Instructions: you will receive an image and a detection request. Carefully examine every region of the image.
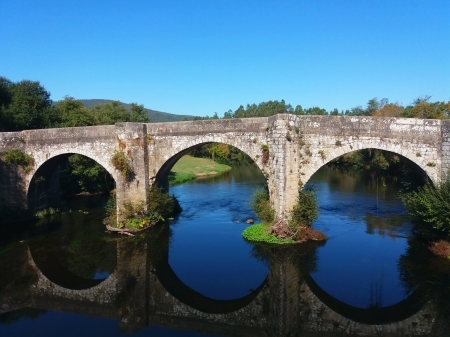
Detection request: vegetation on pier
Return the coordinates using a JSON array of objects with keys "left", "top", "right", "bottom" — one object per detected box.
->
[{"left": 243, "top": 187, "right": 326, "bottom": 244}]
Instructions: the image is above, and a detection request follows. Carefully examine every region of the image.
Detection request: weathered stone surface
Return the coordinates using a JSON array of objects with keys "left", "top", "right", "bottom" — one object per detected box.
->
[{"left": 0, "top": 115, "right": 446, "bottom": 220}]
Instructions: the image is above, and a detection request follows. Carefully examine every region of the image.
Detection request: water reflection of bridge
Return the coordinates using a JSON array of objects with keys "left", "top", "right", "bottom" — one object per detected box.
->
[{"left": 0, "top": 229, "right": 446, "bottom": 337}]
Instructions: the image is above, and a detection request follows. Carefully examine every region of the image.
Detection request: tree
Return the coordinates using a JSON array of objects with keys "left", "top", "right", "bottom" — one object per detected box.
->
[
  {"left": 0, "top": 77, "right": 13, "bottom": 130},
  {"left": 2, "top": 79, "right": 55, "bottom": 130},
  {"left": 129, "top": 103, "right": 150, "bottom": 122},
  {"left": 373, "top": 102, "right": 404, "bottom": 117},
  {"left": 91, "top": 101, "right": 129, "bottom": 125},
  {"left": 54, "top": 96, "right": 94, "bottom": 127}
]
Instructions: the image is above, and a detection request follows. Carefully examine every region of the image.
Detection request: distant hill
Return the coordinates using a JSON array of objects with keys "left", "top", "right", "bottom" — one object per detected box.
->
[{"left": 79, "top": 99, "right": 197, "bottom": 123}]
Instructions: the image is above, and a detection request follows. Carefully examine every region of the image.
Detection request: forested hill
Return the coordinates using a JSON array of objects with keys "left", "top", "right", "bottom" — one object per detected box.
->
[{"left": 79, "top": 99, "right": 196, "bottom": 123}]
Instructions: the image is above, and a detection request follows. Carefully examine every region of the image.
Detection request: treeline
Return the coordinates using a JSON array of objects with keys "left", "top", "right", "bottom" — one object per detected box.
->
[
  {"left": 0, "top": 77, "right": 150, "bottom": 197},
  {"left": 199, "top": 97, "right": 450, "bottom": 120},
  {"left": 0, "top": 77, "right": 149, "bottom": 132}
]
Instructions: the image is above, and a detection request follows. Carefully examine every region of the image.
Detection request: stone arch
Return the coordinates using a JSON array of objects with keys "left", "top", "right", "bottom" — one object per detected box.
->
[
  {"left": 152, "top": 139, "right": 266, "bottom": 188},
  {"left": 301, "top": 142, "right": 437, "bottom": 187},
  {"left": 26, "top": 150, "right": 119, "bottom": 210}
]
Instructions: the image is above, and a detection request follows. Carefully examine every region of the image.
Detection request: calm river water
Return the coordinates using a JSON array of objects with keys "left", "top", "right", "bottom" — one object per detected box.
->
[{"left": 1, "top": 165, "right": 450, "bottom": 336}]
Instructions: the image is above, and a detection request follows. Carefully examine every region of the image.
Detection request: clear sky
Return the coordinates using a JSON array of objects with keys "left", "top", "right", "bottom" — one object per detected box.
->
[{"left": 1, "top": 0, "right": 449, "bottom": 117}]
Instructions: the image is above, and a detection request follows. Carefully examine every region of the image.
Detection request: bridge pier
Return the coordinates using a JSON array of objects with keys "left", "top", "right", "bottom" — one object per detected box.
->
[{"left": 114, "top": 123, "right": 150, "bottom": 221}]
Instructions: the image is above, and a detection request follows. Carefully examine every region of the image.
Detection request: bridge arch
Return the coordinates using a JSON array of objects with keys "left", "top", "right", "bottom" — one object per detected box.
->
[
  {"left": 26, "top": 150, "right": 119, "bottom": 210},
  {"left": 152, "top": 140, "right": 266, "bottom": 188},
  {"left": 300, "top": 142, "right": 435, "bottom": 187}
]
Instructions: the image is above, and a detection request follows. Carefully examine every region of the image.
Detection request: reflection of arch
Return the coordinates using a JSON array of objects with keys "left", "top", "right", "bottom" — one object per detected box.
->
[
  {"left": 154, "top": 141, "right": 265, "bottom": 188},
  {"left": 303, "top": 145, "right": 432, "bottom": 187},
  {"left": 152, "top": 257, "right": 268, "bottom": 314},
  {"left": 301, "top": 271, "right": 428, "bottom": 325},
  {"left": 146, "top": 225, "right": 268, "bottom": 314},
  {"left": 28, "top": 239, "right": 117, "bottom": 291},
  {"left": 27, "top": 152, "right": 117, "bottom": 209}
]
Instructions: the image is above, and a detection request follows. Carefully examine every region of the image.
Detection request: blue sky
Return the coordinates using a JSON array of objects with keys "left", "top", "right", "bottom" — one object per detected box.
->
[{"left": 1, "top": 0, "right": 449, "bottom": 117}]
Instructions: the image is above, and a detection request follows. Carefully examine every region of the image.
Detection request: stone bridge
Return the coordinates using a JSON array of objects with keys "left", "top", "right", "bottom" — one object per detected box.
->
[
  {"left": 1, "top": 114, "right": 449, "bottom": 219},
  {"left": 0, "top": 230, "right": 445, "bottom": 336}
]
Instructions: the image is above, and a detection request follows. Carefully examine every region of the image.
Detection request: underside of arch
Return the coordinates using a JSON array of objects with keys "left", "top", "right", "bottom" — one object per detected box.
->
[
  {"left": 303, "top": 146, "right": 432, "bottom": 188},
  {"left": 27, "top": 152, "right": 117, "bottom": 210},
  {"left": 153, "top": 142, "right": 262, "bottom": 189}
]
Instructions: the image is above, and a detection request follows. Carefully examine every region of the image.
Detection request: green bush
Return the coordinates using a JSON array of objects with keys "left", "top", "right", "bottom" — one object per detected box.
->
[
  {"left": 400, "top": 178, "right": 450, "bottom": 235},
  {"left": 148, "top": 186, "right": 182, "bottom": 219},
  {"left": 103, "top": 187, "right": 180, "bottom": 229},
  {"left": 289, "top": 188, "right": 319, "bottom": 228},
  {"left": 250, "top": 188, "right": 274, "bottom": 224},
  {"left": 2, "top": 149, "right": 34, "bottom": 172},
  {"left": 111, "top": 150, "right": 133, "bottom": 180}
]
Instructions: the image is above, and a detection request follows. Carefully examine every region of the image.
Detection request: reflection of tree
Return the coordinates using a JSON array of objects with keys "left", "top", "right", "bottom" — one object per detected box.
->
[
  {"left": 61, "top": 233, "right": 116, "bottom": 279},
  {"left": 313, "top": 166, "right": 425, "bottom": 201},
  {"left": 398, "top": 238, "right": 450, "bottom": 316},
  {"left": 365, "top": 213, "right": 408, "bottom": 238},
  {"left": 31, "top": 229, "right": 116, "bottom": 280}
]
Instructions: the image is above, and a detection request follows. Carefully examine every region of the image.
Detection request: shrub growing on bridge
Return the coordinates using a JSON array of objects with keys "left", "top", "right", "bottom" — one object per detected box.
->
[{"left": 2, "top": 149, "right": 34, "bottom": 173}]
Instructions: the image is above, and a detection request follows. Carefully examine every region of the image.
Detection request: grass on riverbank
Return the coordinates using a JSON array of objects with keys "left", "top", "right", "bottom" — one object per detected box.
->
[{"left": 169, "top": 155, "right": 232, "bottom": 185}]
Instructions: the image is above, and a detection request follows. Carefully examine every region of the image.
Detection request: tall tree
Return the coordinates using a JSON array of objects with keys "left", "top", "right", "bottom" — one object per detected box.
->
[
  {"left": 54, "top": 96, "right": 94, "bottom": 127},
  {"left": 2, "top": 79, "right": 54, "bottom": 130}
]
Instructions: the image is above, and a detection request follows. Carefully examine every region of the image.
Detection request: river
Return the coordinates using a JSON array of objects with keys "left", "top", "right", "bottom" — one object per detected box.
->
[{"left": 1, "top": 165, "right": 449, "bottom": 336}]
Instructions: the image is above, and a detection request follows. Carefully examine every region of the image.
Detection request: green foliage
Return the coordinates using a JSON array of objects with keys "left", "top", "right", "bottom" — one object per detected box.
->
[
  {"left": 54, "top": 96, "right": 94, "bottom": 127},
  {"left": 34, "top": 207, "right": 59, "bottom": 219},
  {"left": 242, "top": 224, "right": 294, "bottom": 244},
  {"left": 250, "top": 188, "right": 275, "bottom": 224},
  {"left": 0, "top": 77, "right": 56, "bottom": 131},
  {"left": 190, "top": 143, "right": 253, "bottom": 166},
  {"left": 103, "top": 187, "right": 179, "bottom": 230},
  {"left": 111, "top": 150, "right": 133, "bottom": 180},
  {"left": 147, "top": 186, "right": 182, "bottom": 219},
  {"left": 290, "top": 188, "right": 319, "bottom": 228},
  {"left": 400, "top": 178, "right": 450, "bottom": 235},
  {"left": 2, "top": 149, "right": 34, "bottom": 172},
  {"left": 318, "top": 150, "right": 326, "bottom": 160},
  {"left": 329, "top": 149, "right": 410, "bottom": 176},
  {"left": 103, "top": 192, "right": 117, "bottom": 226},
  {"left": 261, "top": 144, "right": 270, "bottom": 165},
  {"left": 60, "top": 154, "right": 114, "bottom": 195}
]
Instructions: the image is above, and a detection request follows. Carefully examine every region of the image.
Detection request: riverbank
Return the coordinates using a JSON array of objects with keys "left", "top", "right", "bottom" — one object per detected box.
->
[{"left": 169, "top": 155, "right": 232, "bottom": 185}]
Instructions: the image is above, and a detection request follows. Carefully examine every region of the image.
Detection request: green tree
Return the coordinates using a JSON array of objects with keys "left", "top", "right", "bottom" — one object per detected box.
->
[
  {"left": 400, "top": 177, "right": 450, "bottom": 235},
  {"left": 2, "top": 79, "right": 56, "bottom": 130},
  {"left": 54, "top": 96, "right": 94, "bottom": 127},
  {"left": 91, "top": 101, "right": 129, "bottom": 125},
  {"left": 129, "top": 103, "right": 150, "bottom": 122}
]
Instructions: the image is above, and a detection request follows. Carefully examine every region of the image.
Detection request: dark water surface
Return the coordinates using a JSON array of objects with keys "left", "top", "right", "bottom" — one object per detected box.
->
[{"left": 1, "top": 165, "right": 450, "bottom": 336}]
